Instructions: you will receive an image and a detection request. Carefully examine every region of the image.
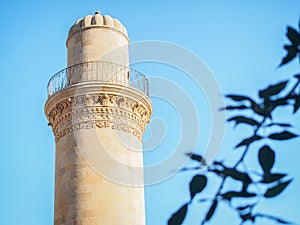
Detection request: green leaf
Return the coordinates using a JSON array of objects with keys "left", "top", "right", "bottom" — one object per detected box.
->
[
  {"left": 226, "top": 94, "right": 253, "bottom": 102},
  {"left": 168, "top": 203, "right": 188, "bottom": 225},
  {"left": 235, "top": 135, "right": 263, "bottom": 148},
  {"left": 205, "top": 200, "right": 218, "bottom": 222},
  {"left": 264, "top": 179, "right": 292, "bottom": 198},
  {"left": 227, "top": 116, "right": 260, "bottom": 127},
  {"left": 268, "top": 131, "right": 298, "bottom": 140},
  {"left": 258, "top": 145, "right": 275, "bottom": 174},
  {"left": 189, "top": 175, "right": 207, "bottom": 200},
  {"left": 261, "top": 173, "right": 287, "bottom": 184},
  {"left": 185, "top": 153, "right": 206, "bottom": 165},
  {"left": 259, "top": 81, "right": 288, "bottom": 99}
]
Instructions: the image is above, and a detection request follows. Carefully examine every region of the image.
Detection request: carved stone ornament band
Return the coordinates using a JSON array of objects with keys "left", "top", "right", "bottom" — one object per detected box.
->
[{"left": 46, "top": 91, "right": 151, "bottom": 142}]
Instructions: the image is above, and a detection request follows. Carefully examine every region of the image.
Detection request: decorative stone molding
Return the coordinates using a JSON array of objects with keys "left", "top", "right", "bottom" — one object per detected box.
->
[{"left": 45, "top": 83, "right": 152, "bottom": 142}]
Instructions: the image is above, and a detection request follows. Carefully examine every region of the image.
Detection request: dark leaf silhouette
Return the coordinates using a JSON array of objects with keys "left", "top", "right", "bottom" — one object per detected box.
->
[
  {"left": 258, "top": 145, "right": 275, "bottom": 174},
  {"left": 189, "top": 175, "right": 207, "bottom": 200},
  {"left": 237, "top": 204, "right": 255, "bottom": 211},
  {"left": 293, "top": 95, "right": 300, "bottom": 113},
  {"left": 226, "top": 94, "right": 253, "bottom": 102},
  {"left": 204, "top": 200, "right": 218, "bottom": 222},
  {"left": 279, "top": 26, "right": 300, "bottom": 66},
  {"left": 261, "top": 98, "right": 289, "bottom": 118},
  {"left": 250, "top": 101, "right": 266, "bottom": 117},
  {"left": 227, "top": 116, "right": 260, "bottom": 127},
  {"left": 261, "top": 173, "right": 287, "bottom": 184},
  {"left": 227, "top": 96, "right": 276, "bottom": 117},
  {"left": 279, "top": 24, "right": 300, "bottom": 66},
  {"left": 279, "top": 45, "right": 298, "bottom": 66},
  {"left": 240, "top": 213, "right": 256, "bottom": 222},
  {"left": 272, "top": 98, "right": 289, "bottom": 107},
  {"left": 168, "top": 203, "right": 188, "bottom": 225},
  {"left": 268, "top": 131, "right": 298, "bottom": 140},
  {"left": 235, "top": 135, "right": 263, "bottom": 148},
  {"left": 179, "top": 166, "right": 199, "bottom": 172},
  {"left": 257, "top": 213, "right": 292, "bottom": 224},
  {"left": 225, "top": 169, "right": 251, "bottom": 190},
  {"left": 222, "top": 191, "right": 256, "bottom": 201},
  {"left": 198, "top": 198, "right": 211, "bottom": 203},
  {"left": 267, "top": 123, "right": 292, "bottom": 128},
  {"left": 237, "top": 205, "right": 249, "bottom": 211},
  {"left": 186, "top": 153, "right": 207, "bottom": 166},
  {"left": 264, "top": 179, "right": 292, "bottom": 198},
  {"left": 259, "top": 81, "right": 288, "bottom": 99},
  {"left": 287, "top": 26, "right": 300, "bottom": 46},
  {"left": 220, "top": 105, "right": 248, "bottom": 111},
  {"left": 294, "top": 73, "right": 300, "bottom": 79},
  {"left": 211, "top": 167, "right": 251, "bottom": 190},
  {"left": 274, "top": 218, "right": 291, "bottom": 224},
  {"left": 171, "top": 20, "right": 299, "bottom": 225}
]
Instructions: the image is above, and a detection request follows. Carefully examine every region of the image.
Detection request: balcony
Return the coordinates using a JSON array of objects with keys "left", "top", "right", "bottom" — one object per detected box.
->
[{"left": 47, "top": 61, "right": 149, "bottom": 97}]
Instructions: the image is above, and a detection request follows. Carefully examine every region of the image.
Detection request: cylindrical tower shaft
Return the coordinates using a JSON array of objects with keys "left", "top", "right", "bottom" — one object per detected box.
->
[
  {"left": 67, "top": 11, "right": 129, "bottom": 67},
  {"left": 45, "top": 11, "right": 151, "bottom": 225}
]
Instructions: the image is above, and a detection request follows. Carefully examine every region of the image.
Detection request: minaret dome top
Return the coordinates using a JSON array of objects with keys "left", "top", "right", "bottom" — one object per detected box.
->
[{"left": 68, "top": 11, "right": 128, "bottom": 37}]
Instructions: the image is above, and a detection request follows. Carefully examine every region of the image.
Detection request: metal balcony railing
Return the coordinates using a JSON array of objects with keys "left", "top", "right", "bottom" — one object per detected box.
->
[{"left": 47, "top": 61, "right": 149, "bottom": 97}]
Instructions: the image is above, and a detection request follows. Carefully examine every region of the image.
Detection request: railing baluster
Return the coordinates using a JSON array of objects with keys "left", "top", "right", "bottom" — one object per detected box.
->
[{"left": 47, "top": 61, "right": 149, "bottom": 97}]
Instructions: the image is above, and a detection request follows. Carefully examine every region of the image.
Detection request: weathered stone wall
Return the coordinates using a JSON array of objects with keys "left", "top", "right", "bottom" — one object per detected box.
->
[
  {"left": 67, "top": 28, "right": 129, "bottom": 67},
  {"left": 54, "top": 132, "right": 145, "bottom": 225}
]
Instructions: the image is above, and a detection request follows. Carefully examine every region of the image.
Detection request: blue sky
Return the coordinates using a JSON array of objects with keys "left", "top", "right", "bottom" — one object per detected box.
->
[{"left": 0, "top": 1, "right": 299, "bottom": 225}]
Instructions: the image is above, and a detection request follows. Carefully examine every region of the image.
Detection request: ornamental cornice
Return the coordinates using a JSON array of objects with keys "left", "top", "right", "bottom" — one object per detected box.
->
[{"left": 44, "top": 82, "right": 152, "bottom": 142}]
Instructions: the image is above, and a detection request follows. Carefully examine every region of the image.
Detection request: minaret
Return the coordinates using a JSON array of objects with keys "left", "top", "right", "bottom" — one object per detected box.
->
[{"left": 44, "top": 11, "right": 152, "bottom": 225}]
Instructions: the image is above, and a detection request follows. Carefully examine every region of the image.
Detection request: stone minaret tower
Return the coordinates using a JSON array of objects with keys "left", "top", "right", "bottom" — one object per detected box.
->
[{"left": 45, "top": 11, "right": 152, "bottom": 225}]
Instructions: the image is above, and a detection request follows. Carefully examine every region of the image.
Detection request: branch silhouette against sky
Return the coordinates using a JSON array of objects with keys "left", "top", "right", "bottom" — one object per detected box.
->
[{"left": 168, "top": 17, "right": 300, "bottom": 225}]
